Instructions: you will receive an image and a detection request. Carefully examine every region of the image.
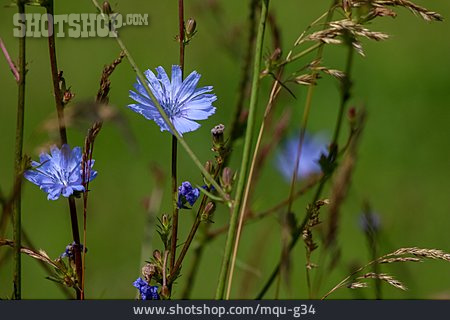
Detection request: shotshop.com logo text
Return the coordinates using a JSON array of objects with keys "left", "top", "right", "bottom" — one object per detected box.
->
[{"left": 12, "top": 13, "right": 149, "bottom": 38}]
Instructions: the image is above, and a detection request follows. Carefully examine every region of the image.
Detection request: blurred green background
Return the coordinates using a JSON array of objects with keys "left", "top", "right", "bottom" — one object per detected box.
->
[{"left": 1, "top": 0, "right": 449, "bottom": 299}]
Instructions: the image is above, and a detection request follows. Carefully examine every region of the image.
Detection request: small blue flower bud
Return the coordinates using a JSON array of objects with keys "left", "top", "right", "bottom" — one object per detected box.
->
[{"left": 177, "top": 181, "right": 200, "bottom": 209}]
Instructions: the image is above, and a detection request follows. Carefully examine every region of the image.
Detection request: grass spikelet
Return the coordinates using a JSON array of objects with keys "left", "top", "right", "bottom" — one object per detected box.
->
[{"left": 358, "top": 272, "right": 407, "bottom": 291}]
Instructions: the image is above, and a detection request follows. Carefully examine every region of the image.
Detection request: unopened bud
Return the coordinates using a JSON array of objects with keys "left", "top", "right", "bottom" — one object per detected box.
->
[
  {"left": 162, "top": 214, "right": 169, "bottom": 228},
  {"left": 204, "top": 160, "right": 214, "bottom": 174},
  {"left": 185, "top": 18, "right": 197, "bottom": 36},
  {"left": 211, "top": 124, "right": 225, "bottom": 148},
  {"left": 201, "top": 202, "right": 216, "bottom": 221},
  {"left": 221, "top": 167, "right": 233, "bottom": 193},
  {"left": 102, "top": 1, "right": 112, "bottom": 15},
  {"left": 153, "top": 250, "right": 162, "bottom": 262}
]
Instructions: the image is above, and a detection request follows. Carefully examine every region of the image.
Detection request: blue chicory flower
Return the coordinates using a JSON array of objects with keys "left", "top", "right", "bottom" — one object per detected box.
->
[
  {"left": 177, "top": 181, "right": 200, "bottom": 209},
  {"left": 128, "top": 65, "right": 217, "bottom": 135},
  {"left": 133, "top": 277, "right": 159, "bottom": 300},
  {"left": 24, "top": 144, "right": 97, "bottom": 200},
  {"left": 276, "top": 132, "right": 328, "bottom": 181}
]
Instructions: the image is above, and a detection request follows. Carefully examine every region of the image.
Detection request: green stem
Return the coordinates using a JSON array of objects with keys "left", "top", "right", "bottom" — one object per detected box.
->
[
  {"left": 225, "top": 77, "right": 283, "bottom": 299},
  {"left": 13, "top": 1, "right": 26, "bottom": 300},
  {"left": 215, "top": 0, "right": 270, "bottom": 300}
]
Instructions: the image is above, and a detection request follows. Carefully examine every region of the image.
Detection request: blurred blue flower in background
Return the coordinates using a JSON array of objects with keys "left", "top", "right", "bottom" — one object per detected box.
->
[
  {"left": 359, "top": 211, "right": 382, "bottom": 233},
  {"left": 24, "top": 144, "right": 96, "bottom": 200},
  {"left": 276, "top": 132, "right": 328, "bottom": 181},
  {"left": 177, "top": 181, "right": 200, "bottom": 209},
  {"left": 133, "top": 278, "right": 159, "bottom": 300},
  {"left": 128, "top": 65, "right": 217, "bottom": 135}
]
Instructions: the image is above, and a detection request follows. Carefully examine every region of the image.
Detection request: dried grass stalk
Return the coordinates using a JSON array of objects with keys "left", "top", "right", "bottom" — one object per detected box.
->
[
  {"left": 386, "top": 247, "right": 450, "bottom": 262},
  {"left": 378, "top": 257, "right": 421, "bottom": 264},
  {"left": 350, "top": 0, "right": 443, "bottom": 21},
  {"left": 322, "top": 247, "right": 450, "bottom": 299},
  {"left": 307, "top": 19, "right": 389, "bottom": 44},
  {"left": 0, "top": 238, "right": 58, "bottom": 268},
  {"left": 358, "top": 272, "right": 407, "bottom": 290}
]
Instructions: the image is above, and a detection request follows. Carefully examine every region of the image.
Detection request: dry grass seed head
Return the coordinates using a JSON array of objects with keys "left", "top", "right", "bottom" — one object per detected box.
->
[{"left": 358, "top": 272, "right": 407, "bottom": 290}]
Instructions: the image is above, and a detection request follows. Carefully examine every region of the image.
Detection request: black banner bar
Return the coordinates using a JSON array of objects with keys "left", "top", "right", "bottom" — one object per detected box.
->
[{"left": 0, "top": 300, "right": 447, "bottom": 320}]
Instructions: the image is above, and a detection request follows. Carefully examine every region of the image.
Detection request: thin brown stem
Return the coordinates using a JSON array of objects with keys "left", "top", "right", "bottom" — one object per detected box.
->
[
  {"left": 169, "top": 0, "right": 185, "bottom": 276},
  {"left": 45, "top": 0, "right": 81, "bottom": 299},
  {"left": 170, "top": 136, "right": 178, "bottom": 272},
  {"left": 163, "top": 250, "right": 169, "bottom": 288},
  {"left": 81, "top": 140, "right": 97, "bottom": 300},
  {"left": 178, "top": 0, "right": 185, "bottom": 71}
]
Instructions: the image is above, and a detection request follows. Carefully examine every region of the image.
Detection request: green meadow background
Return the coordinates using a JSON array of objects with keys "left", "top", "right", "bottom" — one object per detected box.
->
[{"left": 1, "top": 0, "right": 449, "bottom": 299}]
